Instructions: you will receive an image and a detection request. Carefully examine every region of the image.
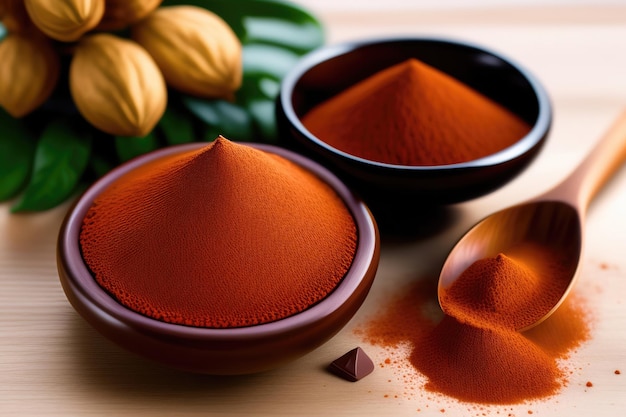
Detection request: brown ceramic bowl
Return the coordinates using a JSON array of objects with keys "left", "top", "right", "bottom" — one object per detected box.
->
[
  {"left": 276, "top": 37, "right": 552, "bottom": 228},
  {"left": 57, "top": 142, "right": 380, "bottom": 375}
]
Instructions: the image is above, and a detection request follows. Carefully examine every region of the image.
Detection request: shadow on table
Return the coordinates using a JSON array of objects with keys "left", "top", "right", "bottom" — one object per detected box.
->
[
  {"left": 66, "top": 314, "right": 360, "bottom": 413},
  {"left": 68, "top": 314, "right": 267, "bottom": 391}
]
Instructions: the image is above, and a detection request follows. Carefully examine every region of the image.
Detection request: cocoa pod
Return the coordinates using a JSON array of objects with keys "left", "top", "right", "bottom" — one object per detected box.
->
[
  {"left": 97, "top": 0, "right": 162, "bottom": 31},
  {"left": 132, "top": 5, "right": 242, "bottom": 100},
  {"left": 0, "top": 34, "right": 60, "bottom": 117},
  {"left": 69, "top": 33, "right": 167, "bottom": 137},
  {"left": 24, "top": 0, "right": 104, "bottom": 42},
  {"left": 0, "top": 0, "right": 33, "bottom": 33}
]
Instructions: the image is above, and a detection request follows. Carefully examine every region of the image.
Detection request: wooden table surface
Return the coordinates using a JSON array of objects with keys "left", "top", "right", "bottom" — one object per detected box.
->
[{"left": 2, "top": 1, "right": 626, "bottom": 416}]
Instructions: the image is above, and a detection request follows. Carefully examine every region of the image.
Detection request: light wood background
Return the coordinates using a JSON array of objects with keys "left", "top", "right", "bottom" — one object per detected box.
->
[{"left": 2, "top": 1, "right": 626, "bottom": 416}]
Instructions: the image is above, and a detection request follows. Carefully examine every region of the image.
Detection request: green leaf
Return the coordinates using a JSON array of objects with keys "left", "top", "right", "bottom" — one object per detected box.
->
[
  {"left": 247, "top": 99, "right": 278, "bottom": 142},
  {"left": 236, "top": 76, "right": 280, "bottom": 104},
  {"left": 243, "top": 15, "right": 323, "bottom": 54},
  {"left": 88, "top": 153, "right": 115, "bottom": 179},
  {"left": 11, "top": 120, "right": 92, "bottom": 212},
  {"left": 161, "top": 0, "right": 246, "bottom": 38},
  {"left": 236, "top": 0, "right": 324, "bottom": 53},
  {"left": 115, "top": 132, "right": 160, "bottom": 162},
  {"left": 0, "top": 110, "right": 36, "bottom": 200},
  {"left": 182, "top": 97, "right": 254, "bottom": 141},
  {"left": 204, "top": 125, "right": 222, "bottom": 144},
  {"left": 243, "top": 43, "right": 301, "bottom": 81},
  {"left": 158, "top": 105, "right": 197, "bottom": 145},
  {"left": 161, "top": 0, "right": 324, "bottom": 54}
]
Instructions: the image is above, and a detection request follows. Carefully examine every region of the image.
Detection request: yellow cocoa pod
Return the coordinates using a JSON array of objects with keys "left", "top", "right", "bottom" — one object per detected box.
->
[
  {"left": 0, "top": 0, "right": 32, "bottom": 33},
  {"left": 0, "top": 34, "right": 60, "bottom": 117},
  {"left": 97, "top": 0, "right": 162, "bottom": 31},
  {"left": 24, "top": 0, "right": 104, "bottom": 42},
  {"left": 69, "top": 33, "right": 167, "bottom": 137},
  {"left": 132, "top": 5, "right": 242, "bottom": 100}
]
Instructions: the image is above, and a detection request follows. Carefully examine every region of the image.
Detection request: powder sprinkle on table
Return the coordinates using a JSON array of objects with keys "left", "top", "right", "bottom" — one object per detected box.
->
[{"left": 356, "top": 242, "right": 590, "bottom": 405}]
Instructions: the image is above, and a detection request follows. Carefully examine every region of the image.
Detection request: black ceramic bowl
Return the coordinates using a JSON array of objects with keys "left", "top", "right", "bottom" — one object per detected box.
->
[
  {"left": 277, "top": 37, "right": 552, "bottom": 222},
  {"left": 57, "top": 143, "right": 379, "bottom": 375}
]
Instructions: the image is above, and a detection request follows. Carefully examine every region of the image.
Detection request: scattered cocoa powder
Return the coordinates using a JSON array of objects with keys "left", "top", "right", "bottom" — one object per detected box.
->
[{"left": 356, "top": 274, "right": 590, "bottom": 404}]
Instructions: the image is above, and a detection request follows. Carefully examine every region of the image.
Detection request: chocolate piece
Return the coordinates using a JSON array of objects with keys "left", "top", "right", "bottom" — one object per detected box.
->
[{"left": 328, "top": 347, "right": 374, "bottom": 382}]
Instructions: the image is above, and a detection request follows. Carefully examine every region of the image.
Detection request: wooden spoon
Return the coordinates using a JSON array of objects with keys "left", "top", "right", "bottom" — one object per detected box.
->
[{"left": 438, "top": 110, "right": 626, "bottom": 331}]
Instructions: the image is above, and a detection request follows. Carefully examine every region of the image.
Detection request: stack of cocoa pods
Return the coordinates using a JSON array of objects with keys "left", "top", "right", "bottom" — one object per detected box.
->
[{"left": 0, "top": 0, "right": 242, "bottom": 137}]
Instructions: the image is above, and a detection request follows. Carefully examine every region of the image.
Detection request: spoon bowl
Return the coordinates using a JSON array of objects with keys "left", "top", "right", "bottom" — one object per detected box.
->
[{"left": 438, "top": 111, "right": 626, "bottom": 331}]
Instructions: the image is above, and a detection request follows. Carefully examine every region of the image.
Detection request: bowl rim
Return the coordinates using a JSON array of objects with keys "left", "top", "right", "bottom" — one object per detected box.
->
[
  {"left": 59, "top": 142, "right": 378, "bottom": 342},
  {"left": 279, "top": 35, "right": 552, "bottom": 171}
]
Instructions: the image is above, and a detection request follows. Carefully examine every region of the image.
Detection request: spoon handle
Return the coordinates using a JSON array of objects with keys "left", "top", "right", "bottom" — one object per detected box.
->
[{"left": 542, "top": 110, "right": 626, "bottom": 210}]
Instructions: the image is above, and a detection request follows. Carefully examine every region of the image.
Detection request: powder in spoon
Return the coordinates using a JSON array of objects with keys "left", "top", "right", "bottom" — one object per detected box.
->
[
  {"left": 302, "top": 58, "right": 531, "bottom": 166},
  {"left": 441, "top": 248, "right": 570, "bottom": 331},
  {"left": 79, "top": 137, "right": 357, "bottom": 328}
]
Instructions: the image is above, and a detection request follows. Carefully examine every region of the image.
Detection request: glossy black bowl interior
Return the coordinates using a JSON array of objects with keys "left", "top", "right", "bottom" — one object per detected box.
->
[{"left": 277, "top": 37, "right": 552, "bottom": 214}]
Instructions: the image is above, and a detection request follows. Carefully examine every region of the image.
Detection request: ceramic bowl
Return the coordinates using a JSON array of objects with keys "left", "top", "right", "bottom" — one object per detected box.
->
[
  {"left": 276, "top": 37, "right": 552, "bottom": 221},
  {"left": 57, "top": 143, "right": 379, "bottom": 375}
]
